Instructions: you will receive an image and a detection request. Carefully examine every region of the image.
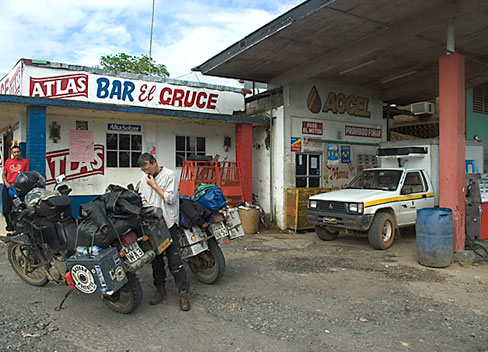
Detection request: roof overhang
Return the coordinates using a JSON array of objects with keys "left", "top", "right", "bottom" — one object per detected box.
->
[{"left": 194, "top": 0, "right": 488, "bottom": 105}]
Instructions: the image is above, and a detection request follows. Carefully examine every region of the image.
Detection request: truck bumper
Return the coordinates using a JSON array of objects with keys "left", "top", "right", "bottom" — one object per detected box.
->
[{"left": 306, "top": 210, "right": 374, "bottom": 231}]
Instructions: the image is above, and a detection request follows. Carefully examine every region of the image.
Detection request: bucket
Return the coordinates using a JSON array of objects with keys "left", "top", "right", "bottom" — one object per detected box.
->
[
  {"left": 416, "top": 208, "right": 453, "bottom": 268},
  {"left": 238, "top": 208, "right": 260, "bottom": 234}
]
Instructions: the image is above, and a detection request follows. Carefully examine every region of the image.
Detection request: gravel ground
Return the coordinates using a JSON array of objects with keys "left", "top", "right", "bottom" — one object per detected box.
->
[{"left": 1, "top": 229, "right": 488, "bottom": 352}]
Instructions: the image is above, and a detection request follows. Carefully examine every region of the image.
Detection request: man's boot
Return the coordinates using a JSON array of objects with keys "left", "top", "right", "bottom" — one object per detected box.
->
[
  {"left": 179, "top": 290, "right": 191, "bottom": 311},
  {"left": 149, "top": 286, "right": 167, "bottom": 305}
]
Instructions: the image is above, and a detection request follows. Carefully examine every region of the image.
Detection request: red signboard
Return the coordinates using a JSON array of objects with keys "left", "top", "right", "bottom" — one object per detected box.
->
[
  {"left": 30, "top": 74, "right": 89, "bottom": 99},
  {"left": 46, "top": 144, "right": 104, "bottom": 185},
  {"left": 345, "top": 125, "right": 382, "bottom": 138},
  {"left": 302, "top": 121, "right": 323, "bottom": 135}
]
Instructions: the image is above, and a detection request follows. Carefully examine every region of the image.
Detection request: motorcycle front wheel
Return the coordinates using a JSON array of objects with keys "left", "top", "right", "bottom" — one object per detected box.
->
[
  {"left": 188, "top": 238, "right": 225, "bottom": 284},
  {"left": 7, "top": 242, "right": 48, "bottom": 286},
  {"left": 102, "top": 272, "right": 142, "bottom": 314}
]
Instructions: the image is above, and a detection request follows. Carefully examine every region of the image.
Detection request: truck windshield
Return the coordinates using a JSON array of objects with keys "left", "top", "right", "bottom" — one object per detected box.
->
[{"left": 346, "top": 170, "right": 403, "bottom": 191}]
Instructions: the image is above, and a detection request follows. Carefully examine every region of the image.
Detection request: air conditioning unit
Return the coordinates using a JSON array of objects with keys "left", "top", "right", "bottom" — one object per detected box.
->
[{"left": 410, "top": 102, "right": 435, "bottom": 115}]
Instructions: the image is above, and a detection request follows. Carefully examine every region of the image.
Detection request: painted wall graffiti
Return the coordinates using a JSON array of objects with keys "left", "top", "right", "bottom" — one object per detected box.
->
[{"left": 46, "top": 144, "right": 104, "bottom": 185}]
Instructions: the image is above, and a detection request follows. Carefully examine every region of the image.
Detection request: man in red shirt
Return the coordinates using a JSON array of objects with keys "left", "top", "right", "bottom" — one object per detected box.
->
[{"left": 2, "top": 145, "right": 29, "bottom": 233}]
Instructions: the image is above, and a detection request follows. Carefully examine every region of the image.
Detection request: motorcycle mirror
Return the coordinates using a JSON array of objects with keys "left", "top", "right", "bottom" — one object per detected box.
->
[{"left": 55, "top": 174, "right": 66, "bottom": 184}]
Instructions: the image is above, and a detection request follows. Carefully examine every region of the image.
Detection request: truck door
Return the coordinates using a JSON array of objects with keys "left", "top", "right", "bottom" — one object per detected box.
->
[{"left": 399, "top": 171, "right": 429, "bottom": 225}]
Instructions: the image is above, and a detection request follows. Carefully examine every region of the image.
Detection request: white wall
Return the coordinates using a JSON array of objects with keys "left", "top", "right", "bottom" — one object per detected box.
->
[
  {"left": 270, "top": 79, "right": 386, "bottom": 229},
  {"left": 252, "top": 125, "right": 270, "bottom": 213},
  {"left": 45, "top": 113, "right": 237, "bottom": 195}
]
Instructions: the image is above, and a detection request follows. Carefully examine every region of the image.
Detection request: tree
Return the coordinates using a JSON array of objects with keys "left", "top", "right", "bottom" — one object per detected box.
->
[{"left": 99, "top": 53, "right": 169, "bottom": 77}]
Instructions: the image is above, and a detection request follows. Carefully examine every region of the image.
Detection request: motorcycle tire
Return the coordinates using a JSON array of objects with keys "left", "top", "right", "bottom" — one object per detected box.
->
[
  {"left": 101, "top": 272, "right": 142, "bottom": 314},
  {"left": 7, "top": 242, "right": 48, "bottom": 287},
  {"left": 188, "top": 238, "right": 225, "bottom": 284}
]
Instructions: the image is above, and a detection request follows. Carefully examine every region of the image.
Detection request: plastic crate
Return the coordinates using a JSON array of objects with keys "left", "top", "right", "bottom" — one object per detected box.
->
[{"left": 285, "top": 187, "right": 332, "bottom": 231}]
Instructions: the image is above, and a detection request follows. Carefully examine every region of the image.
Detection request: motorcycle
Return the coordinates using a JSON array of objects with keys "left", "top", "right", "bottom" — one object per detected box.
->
[
  {"left": 178, "top": 198, "right": 245, "bottom": 284},
  {"left": 7, "top": 172, "right": 171, "bottom": 314}
]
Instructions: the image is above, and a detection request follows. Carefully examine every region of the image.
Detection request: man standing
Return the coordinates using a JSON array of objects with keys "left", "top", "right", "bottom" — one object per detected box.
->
[
  {"left": 2, "top": 145, "right": 29, "bottom": 233},
  {"left": 138, "top": 153, "right": 190, "bottom": 311}
]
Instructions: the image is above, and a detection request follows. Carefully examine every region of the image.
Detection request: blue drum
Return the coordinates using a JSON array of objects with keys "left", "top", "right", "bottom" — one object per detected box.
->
[{"left": 416, "top": 208, "right": 453, "bottom": 268}]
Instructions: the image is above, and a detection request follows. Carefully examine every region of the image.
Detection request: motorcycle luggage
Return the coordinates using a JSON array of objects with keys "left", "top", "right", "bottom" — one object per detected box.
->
[
  {"left": 142, "top": 220, "right": 172, "bottom": 255},
  {"left": 67, "top": 247, "right": 127, "bottom": 295},
  {"left": 223, "top": 208, "right": 245, "bottom": 239},
  {"left": 179, "top": 227, "right": 208, "bottom": 259},
  {"left": 31, "top": 222, "right": 64, "bottom": 254}
]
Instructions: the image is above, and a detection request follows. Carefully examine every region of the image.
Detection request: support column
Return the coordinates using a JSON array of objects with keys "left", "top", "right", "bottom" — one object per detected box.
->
[
  {"left": 235, "top": 123, "right": 253, "bottom": 202},
  {"left": 439, "top": 53, "right": 465, "bottom": 251},
  {"left": 26, "top": 106, "right": 46, "bottom": 177}
]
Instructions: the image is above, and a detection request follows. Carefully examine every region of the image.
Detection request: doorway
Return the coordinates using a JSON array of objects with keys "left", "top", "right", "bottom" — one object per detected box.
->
[{"left": 296, "top": 153, "right": 321, "bottom": 187}]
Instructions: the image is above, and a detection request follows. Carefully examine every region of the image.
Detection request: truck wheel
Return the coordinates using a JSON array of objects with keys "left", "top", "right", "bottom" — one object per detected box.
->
[
  {"left": 315, "top": 226, "right": 339, "bottom": 241},
  {"left": 368, "top": 212, "right": 395, "bottom": 250}
]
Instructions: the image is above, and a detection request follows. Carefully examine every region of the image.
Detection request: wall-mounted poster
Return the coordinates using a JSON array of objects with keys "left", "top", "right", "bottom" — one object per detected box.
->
[
  {"left": 341, "top": 145, "right": 351, "bottom": 164},
  {"left": 69, "top": 130, "right": 94, "bottom": 162},
  {"left": 327, "top": 144, "right": 339, "bottom": 165},
  {"left": 291, "top": 137, "right": 302, "bottom": 152}
]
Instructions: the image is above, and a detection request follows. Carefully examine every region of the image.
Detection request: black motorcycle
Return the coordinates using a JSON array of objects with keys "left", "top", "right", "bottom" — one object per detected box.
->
[{"left": 7, "top": 172, "right": 171, "bottom": 314}]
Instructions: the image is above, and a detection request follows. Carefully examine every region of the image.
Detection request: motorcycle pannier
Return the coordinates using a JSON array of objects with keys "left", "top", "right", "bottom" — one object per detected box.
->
[{"left": 142, "top": 220, "right": 172, "bottom": 255}]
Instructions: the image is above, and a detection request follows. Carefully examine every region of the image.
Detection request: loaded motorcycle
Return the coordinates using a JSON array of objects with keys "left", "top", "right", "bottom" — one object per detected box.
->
[
  {"left": 178, "top": 198, "right": 245, "bottom": 284},
  {"left": 7, "top": 172, "right": 171, "bottom": 314}
]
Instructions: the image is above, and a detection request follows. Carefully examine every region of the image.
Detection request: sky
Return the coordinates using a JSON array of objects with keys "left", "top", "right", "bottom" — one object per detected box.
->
[{"left": 0, "top": 0, "right": 304, "bottom": 87}]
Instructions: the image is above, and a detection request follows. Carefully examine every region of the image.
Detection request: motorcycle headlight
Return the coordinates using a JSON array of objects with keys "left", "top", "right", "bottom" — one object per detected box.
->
[
  {"left": 25, "top": 187, "right": 48, "bottom": 213},
  {"left": 348, "top": 203, "right": 363, "bottom": 213},
  {"left": 309, "top": 200, "right": 318, "bottom": 209}
]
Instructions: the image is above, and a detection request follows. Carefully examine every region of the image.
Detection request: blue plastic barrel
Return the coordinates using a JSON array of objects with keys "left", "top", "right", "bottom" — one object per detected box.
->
[{"left": 416, "top": 208, "right": 453, "bottom": 268}]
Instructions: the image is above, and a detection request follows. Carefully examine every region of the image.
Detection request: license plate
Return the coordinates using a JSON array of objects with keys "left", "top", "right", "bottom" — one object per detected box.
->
[
  {"left": 322, "top": 217, "right": 337, "bottom": 224},
  {"left": 211, "top": 222, "right": 229, "bottom": 239},
  {"left": 125, "top": 242, "right": 145, "bottom": 263}
]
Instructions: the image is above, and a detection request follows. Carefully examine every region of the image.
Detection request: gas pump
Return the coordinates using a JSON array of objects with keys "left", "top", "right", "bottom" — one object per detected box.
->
[{"left": 465, "top": 174, "right": 488, "bottom": 241}]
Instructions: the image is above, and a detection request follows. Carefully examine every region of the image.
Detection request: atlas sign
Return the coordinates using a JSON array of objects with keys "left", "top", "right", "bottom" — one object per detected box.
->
[
  {"left": 30, "top": 74, "right": 88, "bottom": 99},
  {"left": 46, "top": 145, "right": 104, "bottom": 185}
]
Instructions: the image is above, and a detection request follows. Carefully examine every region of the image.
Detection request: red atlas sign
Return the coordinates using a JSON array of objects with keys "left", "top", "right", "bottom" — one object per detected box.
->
[
  {"left": 30, "top": 74, "right": 88, "bottom": 99},
  {"left": 46, "top": 144, "right": 104, "bottom": 185}
]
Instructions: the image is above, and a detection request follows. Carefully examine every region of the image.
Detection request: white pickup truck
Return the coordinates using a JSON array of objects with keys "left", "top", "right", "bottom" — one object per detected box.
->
[{"left": 306, "top": 138, "right": 483, "bottom": 249}]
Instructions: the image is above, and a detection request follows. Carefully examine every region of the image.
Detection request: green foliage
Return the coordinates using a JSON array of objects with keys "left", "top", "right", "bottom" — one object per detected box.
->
[{"left": 99, "top": 53, "right": 169, "bottom": 77}]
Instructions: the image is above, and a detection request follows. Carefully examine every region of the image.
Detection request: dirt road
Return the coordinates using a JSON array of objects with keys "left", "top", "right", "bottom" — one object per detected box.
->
[{"left": 1, "top": 229, "right": 487, "bottom": 352}]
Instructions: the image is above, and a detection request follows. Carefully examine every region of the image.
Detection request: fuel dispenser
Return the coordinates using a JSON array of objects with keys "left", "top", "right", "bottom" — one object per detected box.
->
[{"left": 465, "top": 174, "right": 488, "bottom": 241}]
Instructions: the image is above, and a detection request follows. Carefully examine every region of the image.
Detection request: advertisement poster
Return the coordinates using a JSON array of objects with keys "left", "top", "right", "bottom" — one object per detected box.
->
[
  {"left": 341, "top": 145, "right": 351, "bottom": 164},
  {"left": 69, "top": 130, "right": 94, "bottom": 162},
  {"left": 291, "top": 137, "right": 302, "bottom": 152},
  {"left": 327, "top": 144, "right": 339, "bottom": 165}
]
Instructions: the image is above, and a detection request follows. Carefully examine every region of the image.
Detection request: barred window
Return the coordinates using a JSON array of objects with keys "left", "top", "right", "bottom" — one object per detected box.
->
[
  {"left": 106, "top": 133, "right": 142, "bottom": 168},
  {"left": 473, "top": 83, "right": 488, "bottom": 115},
  {"left": 176, "top": 136, "right": 206, "bottom": 167}
]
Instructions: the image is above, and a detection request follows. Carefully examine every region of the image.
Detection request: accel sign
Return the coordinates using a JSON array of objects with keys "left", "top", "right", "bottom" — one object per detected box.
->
[{"left": 307, "top": 86, "right": 370, "bottom": 118}]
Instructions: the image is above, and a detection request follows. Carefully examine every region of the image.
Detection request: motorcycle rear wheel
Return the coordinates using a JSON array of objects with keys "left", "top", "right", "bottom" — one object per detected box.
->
[
  {"left": 7, "top": 242, "right": 48, "bottom": 286},
  {"left": 101, "top": 272, "right": 142, "bottom": 314},
  {"left": 188, "top": 238, "right": 225, "bottom": 284}
]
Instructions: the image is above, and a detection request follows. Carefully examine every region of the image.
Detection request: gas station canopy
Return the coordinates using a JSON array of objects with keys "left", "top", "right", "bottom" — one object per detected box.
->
[{"left": 194, "top": 0, "right": 488, "bottom": 105}]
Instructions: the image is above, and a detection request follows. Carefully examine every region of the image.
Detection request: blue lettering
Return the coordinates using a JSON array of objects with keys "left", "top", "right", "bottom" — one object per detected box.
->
[
  {"left": 110, "top": 80, "right": 122, "bottom": 100},
  {"left": 122, "top": 82, "right": 135, "bottom": 102},
  {"left": 96, "top": 78, "right": 110, "bottom": 98}
]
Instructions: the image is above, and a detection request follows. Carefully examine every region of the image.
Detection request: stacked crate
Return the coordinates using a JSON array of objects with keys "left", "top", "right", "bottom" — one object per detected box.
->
[{"left": 285, "top": 187, "right": 332, "bottom": 232}]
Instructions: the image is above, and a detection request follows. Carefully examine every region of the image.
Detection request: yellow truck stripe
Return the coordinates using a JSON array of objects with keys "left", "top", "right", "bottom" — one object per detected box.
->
[{"left": 364, "top": 192, "right": 434, "bottom": 207}]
